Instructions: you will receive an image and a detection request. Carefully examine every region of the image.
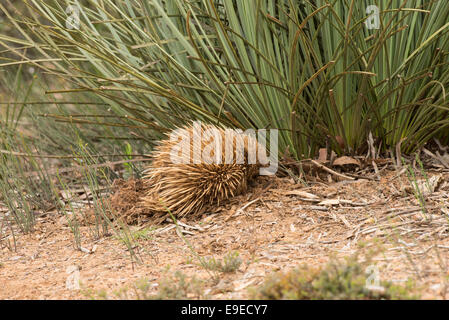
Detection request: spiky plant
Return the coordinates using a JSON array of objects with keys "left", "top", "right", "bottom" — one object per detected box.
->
[{"left": 1, "top": 0, "right": 449, "bottom": 159}]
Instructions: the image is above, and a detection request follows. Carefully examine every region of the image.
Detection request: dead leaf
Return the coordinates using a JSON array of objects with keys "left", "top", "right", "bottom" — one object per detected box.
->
[
  {"left": 80, "top": 247, "right": 91, "bottom": 254},
  {"left": 319, "top": 199, "right": 341, "bottom": 206},
  {"left": 318, "top": 148, "right": 328, "bottom": 162},
  {"left": 416, "top": 175, "right": 442, "bottom": 196},
  {"left": 335, "top": 136, "right": 345, "bottom": 149},
  {"left": 284, "top": 190, "right": 320, "bottom": 199},
  {"left": 333, "top": 156, "right": 361, "bottom": 167}
]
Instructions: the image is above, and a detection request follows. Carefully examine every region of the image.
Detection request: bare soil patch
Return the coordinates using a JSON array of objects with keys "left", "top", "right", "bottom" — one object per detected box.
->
[{"left": 1, "top": 169, "right": 449, "bottom": 299}]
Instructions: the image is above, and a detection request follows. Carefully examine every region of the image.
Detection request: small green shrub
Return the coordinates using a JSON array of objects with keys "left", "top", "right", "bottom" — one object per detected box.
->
[
  {"left": 115, "top": 226, "right": 156, "bottom": 245},
  {"left": 151, "top": 271, "right": 206, "bottom": 300},
  {"left": 131, "top": 227, "right": 156, "bottom": 241},
  {"left": 251, "top": 256, "right": 418, "bottom": 300},
  {"left": 201, "top": 251, "right": 243, "bottom": 273}
]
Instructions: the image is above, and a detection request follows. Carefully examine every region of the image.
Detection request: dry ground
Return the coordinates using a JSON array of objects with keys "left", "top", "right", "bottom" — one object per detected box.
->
[{"left": 1, "top": 168, "right": 449, "bottom": 299}]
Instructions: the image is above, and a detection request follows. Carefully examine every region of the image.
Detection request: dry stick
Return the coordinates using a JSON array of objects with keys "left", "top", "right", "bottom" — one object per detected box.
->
[
  {"left": 344, "top": 172, "right": 377, "bottom": 181},
  {"left": 387, "top": 167, "right": 407, "bottom": 182},
  {"left": 422, "top": 148, "right": 449, "bottom": 169},
  {"left": 237, "top": 198, "right": 261, "bottom": 213},
  {"left": 395, "top": 137, "right": 406, "bottom": 167},
  {"left": 310, "top": 160, "right": 355, "bottom": 181},
  {"left": 225, "top": 198, "right": 260, "bottom": 221},
  {"left": 372, "top": 160, "right": 381, "bottom": 181},
  {"left": 367, "top": 131, "right": 376, "bottom": 160}
]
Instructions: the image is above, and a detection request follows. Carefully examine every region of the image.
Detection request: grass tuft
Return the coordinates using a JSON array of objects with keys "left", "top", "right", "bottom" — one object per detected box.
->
[{"left": 201, "top": 251, "right": 243, "bottom": 273}]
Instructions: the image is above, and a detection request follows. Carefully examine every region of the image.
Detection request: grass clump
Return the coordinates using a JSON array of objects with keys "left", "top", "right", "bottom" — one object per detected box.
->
[
  {"left": 3, "top": 1, "right": 449, "bottom": 160},
  {"left": 150, "top": 271, "right": 206, "bottom": 300},
  {"left": 201, "top": 251, "right": 243, "bottom": 274},
  {"left": 403, "top": 154, "right": 436, "bottom": 216},
  {"left": 114, "top": 226, "right": 156, "bottom": 244},
  {"left": 129, "top": 226, "right": 156, "bottom": 242},
  {"left": 251, "top": 255, "right": 418, "bottom": 300}
]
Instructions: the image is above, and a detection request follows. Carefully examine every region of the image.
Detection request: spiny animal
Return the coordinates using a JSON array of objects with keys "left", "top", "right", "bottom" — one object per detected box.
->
[{"left": 142, "top": 122, "right": 266, "bottom": 221}]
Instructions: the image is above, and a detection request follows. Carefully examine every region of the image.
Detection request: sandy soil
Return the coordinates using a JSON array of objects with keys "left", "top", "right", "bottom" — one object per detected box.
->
[{"left": 1, "top": 169, "right": 449, "bottom": 300}]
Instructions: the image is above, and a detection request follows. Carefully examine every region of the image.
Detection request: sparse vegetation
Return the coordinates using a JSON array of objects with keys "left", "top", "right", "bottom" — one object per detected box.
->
[
  {"left": 403, "top": 154, "right": 433, "bottom": 216},
  {"left": 112, "top": 270, "right": 207, "bottom": 300},
  {"left": 149, "top": 271, "right": 207, "bottom": 300},
  {"left": 251, "top": 255, "right": 419, "bottom": 300},
  {"left": 115, "top": 226, "right": 156, "bottom": 243},
  {"left": 201, "top": 251, "right": 243, "bottom": 274}
]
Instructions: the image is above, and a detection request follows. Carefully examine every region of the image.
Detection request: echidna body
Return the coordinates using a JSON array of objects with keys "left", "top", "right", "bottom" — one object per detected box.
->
[{"left": 142, "top": 123, "right": 264, "bottom": 220}]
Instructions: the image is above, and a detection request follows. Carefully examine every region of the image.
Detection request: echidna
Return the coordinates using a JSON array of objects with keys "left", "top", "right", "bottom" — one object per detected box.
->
[{"left": 142, "top": 122, "right": 265, "bottom": 221}]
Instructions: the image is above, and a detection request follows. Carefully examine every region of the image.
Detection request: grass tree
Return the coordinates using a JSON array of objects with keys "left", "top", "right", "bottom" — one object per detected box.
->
[{"left": 0, "top": 0, "right": 448, "bottom": 159}]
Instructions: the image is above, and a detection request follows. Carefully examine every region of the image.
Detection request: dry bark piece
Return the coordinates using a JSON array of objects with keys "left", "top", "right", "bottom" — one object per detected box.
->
[
  {"left": 333, "top": 156, "right": 361, "bottom": 167},
  {"left": 318, "top": 148, "right": 328, "bottom": 162}
]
